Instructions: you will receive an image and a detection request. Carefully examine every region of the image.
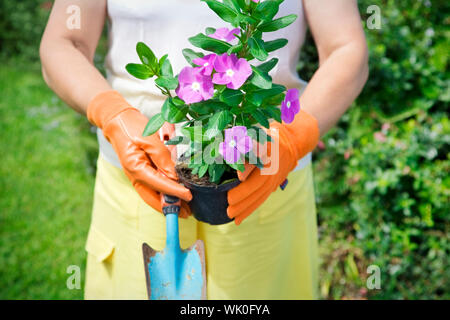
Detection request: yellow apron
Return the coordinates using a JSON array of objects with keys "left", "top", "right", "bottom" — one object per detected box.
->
[{"left": 84, "top": 155, "right": 319, "bottom": 299}]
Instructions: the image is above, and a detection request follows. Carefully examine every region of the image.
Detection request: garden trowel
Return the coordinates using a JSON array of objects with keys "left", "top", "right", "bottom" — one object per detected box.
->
[{"left": 142, "top": 123, "right": 207, "bottom": 300}]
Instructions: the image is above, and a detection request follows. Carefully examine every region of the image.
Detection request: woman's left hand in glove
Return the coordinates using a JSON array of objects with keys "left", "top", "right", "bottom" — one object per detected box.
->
[{"left": 227, "top": 110, "right": 320, "bottom": 225}]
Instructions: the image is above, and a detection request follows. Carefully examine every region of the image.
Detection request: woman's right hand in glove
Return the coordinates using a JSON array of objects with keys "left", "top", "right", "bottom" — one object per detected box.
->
[{"left": 87, "top": 90, "right": 192, "bottom": 218}]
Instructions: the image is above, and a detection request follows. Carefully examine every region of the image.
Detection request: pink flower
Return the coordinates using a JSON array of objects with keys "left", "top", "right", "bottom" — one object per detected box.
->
[
  {"left": 219, "top": 126, "right": 253, "bottom": 164},
  {"left": 212, "top": 53, "right": 252, "bottom": 90},
  {"left": 208, "top": 27, "right": 240, "bottom": 42},
  {"left": 374, "top": 131, "right": 387, "bottom": 143},
  {"left": 175, "top": 66, "right": 214, "bottom": 104},
  {"left": 344, "top": 150, "right": 351, "bottom": 160},
  {"left": 251, "top": 0, "right": 260, "bottom": 2},
  {"left": 317, "top": 140, "right": 326, "bottom": 150},
  {"left": 193, "top": 53, "right": 217, "bottom": 76},
  {"left": 281, "top": 88, "right": 300, "bottom": 124}
]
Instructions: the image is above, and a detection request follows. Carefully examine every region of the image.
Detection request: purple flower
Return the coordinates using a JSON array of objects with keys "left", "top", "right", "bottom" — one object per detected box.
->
[
  {"left": 219, "top": 126, "right": 253, "bottom": 164},
  {"left": 175, "top": 66, "right": 214, "bottom": 104},
  {"left": 193, "top": 53, "right": 217, "bottom": 76},
  {"left": 212, "top": 53, "right": 252, "bottom": 90},
  {"left": 208, "top": 27, "right": 240, "bottom": 42},
  {"left": 281, "top": 88, "right": 300, "bottom": 124}
]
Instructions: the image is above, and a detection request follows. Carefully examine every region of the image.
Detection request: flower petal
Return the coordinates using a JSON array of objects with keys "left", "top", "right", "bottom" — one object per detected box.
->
[
  {"left": 286, "top": 88, "right": 300, "bottom": 102},
  {"left": 210, "top": 27, "right": 229, "bottom": 40},
  {"left": 219, "top": 142, "right": 240, "bottom": 164},
  {"left": 281, "top": 103, "right": 295, "bottom": 123},
  {"left": 225, "top": 28, "right": 240, "bottom": 42},
  {"left": 200, "top": 78, "right": 214, "bottom": 100},
  {"left": 177, "top": 85, "right": 202, "bottom": 104},
  {"left": 236, "top": 135, "right": 252, "bottom": 154},
  {"left": 290, "top": 99, "right": 300, "bottom": 115},
  {"left": 212, "top": 72, "right": 232, "bottom": 85},
  {"left": 231, "top": 126, "right": 247, "bottom": 138},
  {"left": 179, "top": 66, "right": 198, "bottom": 85},
  {"left": 224, "top": 127, "right": 234, "bottom": 142},
  {"left": 213, "top": 53, "right": 231, "bottom": 72}
]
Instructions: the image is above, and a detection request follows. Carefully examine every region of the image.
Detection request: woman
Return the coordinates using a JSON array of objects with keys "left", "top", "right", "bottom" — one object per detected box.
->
[{"left": 40, "top": 0, "right": 368, "bottom": 299}]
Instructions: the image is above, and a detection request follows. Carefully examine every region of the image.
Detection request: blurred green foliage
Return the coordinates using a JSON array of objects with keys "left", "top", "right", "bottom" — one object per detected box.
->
[
  {"left": 0, "top": 0, "right": 50, "bottom": 61},
  {"left": 299, "top": 0, "right": 449, "bottom": 299},
  {"left": 300, "top": 0, "right": 449, "bottom": 121},
  {"left": 0, "top": 0, "right": 448, "bottom": 299}
]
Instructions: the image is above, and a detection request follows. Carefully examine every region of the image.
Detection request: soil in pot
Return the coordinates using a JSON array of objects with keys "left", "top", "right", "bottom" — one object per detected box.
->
[{"left": 175, "top": 163, "right": 240, "bottom": 225}]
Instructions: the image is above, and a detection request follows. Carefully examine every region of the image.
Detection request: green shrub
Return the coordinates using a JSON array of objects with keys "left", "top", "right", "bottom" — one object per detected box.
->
[
  {"left": 314, "top": 110, "right": 449, "bottom": 299},
  {"left": 0, "top": 1, "right": 51, "bottom": 61},
  {"left": 300, "top": 0, "right": 449, "bottom": 122},
  {"left": 298, "top": 0, "right": 450, "bottom": 299}
]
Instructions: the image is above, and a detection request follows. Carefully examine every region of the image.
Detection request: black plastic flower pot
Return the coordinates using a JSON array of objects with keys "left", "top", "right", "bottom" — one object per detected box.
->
[{"left": 178, "top": 177, "right": 241, "bottom": 225}]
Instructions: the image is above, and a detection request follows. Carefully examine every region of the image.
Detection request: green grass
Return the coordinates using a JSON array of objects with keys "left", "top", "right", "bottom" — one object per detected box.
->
[{"left": 0, "top": 61, "right": 98, "bottom": 299}]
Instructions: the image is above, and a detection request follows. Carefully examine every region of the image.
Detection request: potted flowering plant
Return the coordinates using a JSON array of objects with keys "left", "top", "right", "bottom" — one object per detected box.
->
[{"left": 126, "top": 0, "right": 301, "bottom": 224}]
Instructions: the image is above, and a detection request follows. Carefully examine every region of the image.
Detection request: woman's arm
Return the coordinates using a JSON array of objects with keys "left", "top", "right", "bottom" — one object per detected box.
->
[
  {"left": 40, "top": 0, "right": 111, "bottom": 114},
  {"left": 302, "top": 0, "right": 369, "bottom": 135}
]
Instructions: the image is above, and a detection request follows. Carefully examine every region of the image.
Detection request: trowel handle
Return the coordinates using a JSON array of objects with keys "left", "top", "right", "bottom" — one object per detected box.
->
[
  {"left": 159, "top": 123, "right": 181, "bottom": 216},
  {"left": 160, "top": 194, "right": 181, "bottom": 215}
]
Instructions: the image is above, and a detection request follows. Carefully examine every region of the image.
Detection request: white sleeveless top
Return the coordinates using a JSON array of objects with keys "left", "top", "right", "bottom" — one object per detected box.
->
[{"left": 99, "top": 0, "right": 311, "bottom": 170}]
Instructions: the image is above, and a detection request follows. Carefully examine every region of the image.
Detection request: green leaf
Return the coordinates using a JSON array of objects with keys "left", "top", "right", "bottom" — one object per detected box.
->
[
  {"left": 201, "top": 99, "right": 229, "bottom": 111},
  {"left": 161, "top": 98, "right": 188, "bottom": 123},
  {"left": 263, "top": 38, "right": 288, "bottom": 52},
  {"left": 248, "top": 37, "right": 268, "bottom": 61},
  {"left": 205, "top": 27, "right": 216, "bottom": 35},
  {"left": 208, "top": 164, "right": 226, "bottom": 184},
  {"left": 262, "top": 92, "right": 285, "bottom": 107},
  {"left": 188, "top": 33, "right": 232, "bottom": 54},
  {"left": 228, "top": 162, "right": 245, "bottom": 172},
  {"left": 190, "top": 102, "right": 213, "bottom": 115},
  {"left": 198, "top": 164, "right": 209, "bottom": 178},
  {"left": 125, "top": 63, "right": 153, "bottom": 80},
  {"left": 182, "top": 126, "right": 209, "bottom": 143},
  {"left": 254, "top": 0, "right": 280, "bottom": 21},
  {"left": 160, "top": 57, "right": 173, "bottom": 77},
  {"left": 236, "top": 0, "right": 247, "bottom": 11},
  {"left": 246, "top": 84, "right": 286, "bottom": 106},
  {"left": 247, "top": 126, "right": 273, "bottom": 143},
  {"left": 171, "top": 96, "right": 185, "bottom": 106},
  {"left": 191, "top": 166, "right": 199, "bottom": 175},
  {"left": 182, "top": 48, "right": 204, "bottom": 66},
  {"left": 252, "top": 109, "right": 270, "bottom": 128},
  {"left": 155, "top": 76, "right": 178, "bottom": 90},
  {"left": 142, "top": 113, "right": 164, "bottom": 136},
  {"left": 258, "top": 14, "right": 297, "bottom": 32},
  {"left": 234, "top": 101, "right": 258, "bottom": 115},
  {"left": 257, "top": 58, "right": 279, "bottom": 73},
  {"left": 165, "top": 135, "right": 187, "bottom": 145},
  {"left": 158, "top": 54, "right": 168, "bottom": 74},
  {"left": 249, "top": 65, "right": 272, "bottom": 89},
  {"left": 227, "top": 43, "right": 243, "bottom": 54},
  {"left": 136, "top": 42, "right": 157, "bottom": 68},
  {"left": 223, "top": 0, "right": 241, "bottom": 11},
  {"left": 220, "top": 88, "right": 244, "bottom": 106},
  {"left": 205, "top": 110, "right": 233, "bottom": 139},
  {"left": 201, "top": 0, "right": 238, "bottom": 24},
  {"left": 234, "top": 13, "right": 257, "bottom": 25},
  {"left": 263, "top": 105, "right": 282, "bottom": 122}
]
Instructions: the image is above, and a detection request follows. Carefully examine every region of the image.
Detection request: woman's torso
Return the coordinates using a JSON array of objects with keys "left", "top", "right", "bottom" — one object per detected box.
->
[
  {"left": 105, "top": 0, "right": 308, "bottom": 118},
  {"left": 100, "top": 0, "right": 311, "bottom": 169}
]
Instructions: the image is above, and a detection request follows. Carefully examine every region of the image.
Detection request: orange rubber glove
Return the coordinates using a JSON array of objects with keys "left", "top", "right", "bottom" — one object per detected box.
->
[
  {"left": 87, "top": 90, "right": 192, "bottom": 218},
  {"left": 228, "top": 109, "right": 320, "bottom": 225}
]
